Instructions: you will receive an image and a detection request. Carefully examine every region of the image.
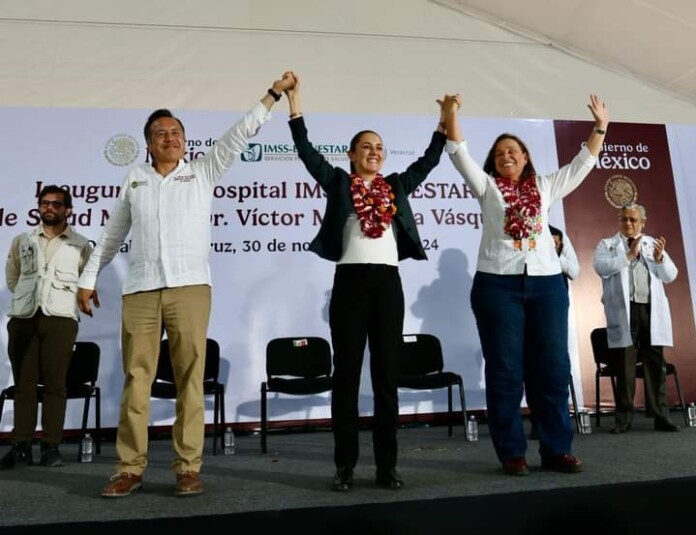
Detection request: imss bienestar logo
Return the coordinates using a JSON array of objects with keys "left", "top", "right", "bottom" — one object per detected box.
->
[
  {"left": 241, "top": 143, "right": 263, "bottom": 162},
  {"left": 104, "top": 134, "right": 140, "bottom": 166},
  {"left": 241, "top": 142, "right": 348, "bottom": 163}
]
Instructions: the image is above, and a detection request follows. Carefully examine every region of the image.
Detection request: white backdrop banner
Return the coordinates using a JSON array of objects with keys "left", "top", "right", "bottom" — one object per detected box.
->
[
  {"left": 0, "top": 105, "right": 583, "bottom": 431},
  {"left": 666, "top": 124, "right": 696, "bottom": 325}
]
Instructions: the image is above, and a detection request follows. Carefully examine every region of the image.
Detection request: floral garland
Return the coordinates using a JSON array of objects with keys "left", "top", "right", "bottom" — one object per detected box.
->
[
  {"left": 495, "top": 175, "right": 542, "bottom": 248},
  {"left": 350, "top": 173, "right": 397, "bottom": 238}
]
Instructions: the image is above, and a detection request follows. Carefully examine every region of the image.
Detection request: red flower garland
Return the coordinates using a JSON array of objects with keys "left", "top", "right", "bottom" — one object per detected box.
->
[
  {"left": 495, "top": 175, "right": 542, "bottom": 244},
  {"left": 350, "top": 174, "right": 397, "bottom": 238}
]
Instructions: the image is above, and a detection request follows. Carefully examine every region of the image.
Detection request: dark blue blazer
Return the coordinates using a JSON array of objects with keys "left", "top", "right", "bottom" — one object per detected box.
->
[{"left": 289, "top": 117, "right": 446, "bottom": 262}]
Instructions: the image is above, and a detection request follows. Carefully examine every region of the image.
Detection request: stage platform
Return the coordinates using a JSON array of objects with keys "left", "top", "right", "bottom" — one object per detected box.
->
[{"left": 1, "top": 414, "right": 694, "bottom": 534}]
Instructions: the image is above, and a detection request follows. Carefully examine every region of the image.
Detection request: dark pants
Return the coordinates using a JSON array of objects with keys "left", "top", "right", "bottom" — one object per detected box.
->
[
  {"left": 329, "top": 264, "right": 403, "bottom": 471},
  {"left": 471, "top": 271, "right": 573, "bottom": 462},
  {"left": 613, "top": 302, "right": 670, "bottom": 426},
  {"left": 7, "top": 311, "right": 78, "bottom": 445}
]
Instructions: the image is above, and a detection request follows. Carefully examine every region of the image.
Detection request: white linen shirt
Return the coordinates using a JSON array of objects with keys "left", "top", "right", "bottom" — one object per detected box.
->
[
  {"left": 446, "top": 140, "right": 596, "bottom": 276},
  {"left": 79, "top": 102, "right": 270, "bottom": 294}
]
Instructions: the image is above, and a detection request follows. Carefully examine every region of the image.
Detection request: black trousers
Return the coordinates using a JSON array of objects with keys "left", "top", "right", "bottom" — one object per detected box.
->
[
  {"left": 7, "top": 311, "right": 78, "bottom": 445},
  {"left": 329, "top": 264, "right": 404, "bottom": 471},
  {"left": 614, "top": 302, "right": 670, "bottom": 426}
]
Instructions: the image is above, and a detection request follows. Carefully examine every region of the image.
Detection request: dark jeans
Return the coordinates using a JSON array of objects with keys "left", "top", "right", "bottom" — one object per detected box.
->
[
  {"left": 471, "top": 271, "right": 573, "bottom": 461},
  {"left": 613, "top": 302, "right": 670, "bottom": 426},
  {"left": 7, "top": 311, "right": 78, "bottom": 445},
  {"left": 329, "top": 264, "right": 403, "bottom": 471}
]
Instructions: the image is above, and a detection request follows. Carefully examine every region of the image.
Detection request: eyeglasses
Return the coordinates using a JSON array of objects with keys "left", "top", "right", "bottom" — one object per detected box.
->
[
  {"left": 620, "top": 217, "right": 641, "bottom": 223},
  {"left": 39, "top": 200, "right": 65, "bottom": 208}
]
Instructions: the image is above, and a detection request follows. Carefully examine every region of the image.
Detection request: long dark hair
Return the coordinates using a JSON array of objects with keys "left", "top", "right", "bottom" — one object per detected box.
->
[{"left": 482, "top": 133, "right": 536, "bottom": 179}]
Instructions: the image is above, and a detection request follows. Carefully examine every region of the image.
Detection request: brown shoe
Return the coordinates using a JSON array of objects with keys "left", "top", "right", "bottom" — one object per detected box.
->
[
  {"left": 541, "top": 454, "right": 583, "bottom": 473},
  {"left": 502, "top": 457, "right": 530, "bottom": 476},
  {"left": 175, "top": 471, "right": 203, "bottom": 497},
  {"left": 101, "top": 472, "right": 143, "bottom": 498}
]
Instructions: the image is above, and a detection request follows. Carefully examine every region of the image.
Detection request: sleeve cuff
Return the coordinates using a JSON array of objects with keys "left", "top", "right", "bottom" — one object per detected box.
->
[
  {"left": 445, "top": 139, "right": 466, "bottom": 155},
  {"left": 251, "top": 101, "right": 271, "bottom": 123}
]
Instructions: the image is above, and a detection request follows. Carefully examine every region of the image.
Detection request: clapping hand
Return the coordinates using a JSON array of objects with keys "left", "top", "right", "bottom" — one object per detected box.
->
[{"left": 653, "top": 236, "right": 666, "bottom": 263}]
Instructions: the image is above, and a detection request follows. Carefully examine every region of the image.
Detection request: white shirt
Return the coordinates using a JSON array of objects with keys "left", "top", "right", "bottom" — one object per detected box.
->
[
  {"left": 338, "top": 214, "right": 399, "bottom": 266},
  {"left": 559, "top": 232, "right": 580, "bottom": 281},
  {"left": 78, "top": 102, "right": 271, "bottom": 294},
  {"left": 446, "top": 140, "right": 596, "bottom": 276}
]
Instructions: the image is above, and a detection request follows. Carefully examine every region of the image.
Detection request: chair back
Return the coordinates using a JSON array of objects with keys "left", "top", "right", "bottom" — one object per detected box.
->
[
  {"left": 67, "top": 341, "right": 100, "bottom": 389},
  {"left": 266, "top": 337, "right": 332, "bottom": 379},
  {"left": 400, "top": 334, "right": 444, "bottom": 375},
  {"left": 590, "top": 327, "right": 616, "bottom": 367}
]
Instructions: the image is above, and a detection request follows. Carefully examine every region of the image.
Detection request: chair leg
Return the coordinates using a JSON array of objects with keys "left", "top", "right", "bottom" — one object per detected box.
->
[
  {"left": 670, "top": 370, "right": 689, "bottom": 427},
  {"left": 95, "top": 389, "right": 101, "bottom": 455},
  {"left": 78, "top": 395, "right": 91, "bottom": 463},
  {"left": 447, "top": 385, "right": 453, "bottom": 437},
  {"left": 595, "top": 373, "right": 601, "bottom": 427},
  {"left": 0, "top": 392, "right": 6, "bottom": 427},
  {"left": 569, "top": 375, "right": 580, "bottom": 433},
  {"left": 219, "top": 386, "right": 226, "bottom": 453},
  {"left": 261, "top": 383, "right": 268, "bottom": 454},
  {"left": 213, "top": 390, "right": 219, "bottom": 455},
  {"left": 457, "top": 378, "right": 468, "bottom": 437}
]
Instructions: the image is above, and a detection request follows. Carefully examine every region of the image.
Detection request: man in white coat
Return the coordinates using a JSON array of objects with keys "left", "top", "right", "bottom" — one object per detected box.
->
[{"left": 593, "top": 203, "right": 679, "bottom": 434}]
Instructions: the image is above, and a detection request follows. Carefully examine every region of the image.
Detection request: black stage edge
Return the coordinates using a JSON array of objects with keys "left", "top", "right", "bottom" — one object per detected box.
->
[
  {"left": 2, "top": 417, "right": 695, "bottom": 535},
  {"left": 3, "top": 476, "right": 693, "bottom": 535}
]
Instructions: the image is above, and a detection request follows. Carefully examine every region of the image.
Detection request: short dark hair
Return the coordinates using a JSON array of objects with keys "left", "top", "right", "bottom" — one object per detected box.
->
[
  {"left": 143, "top": 109, "right": 185, "bottom": 142},
  {"left": 483, "top": 133, "right": 537, "bottom": 179},
  {"left": 38, "top": 185, "right": 72, "bottom": 209}
]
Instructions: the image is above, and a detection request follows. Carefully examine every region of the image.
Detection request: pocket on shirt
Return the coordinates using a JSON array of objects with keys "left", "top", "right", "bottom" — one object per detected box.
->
[
  {"left": 10, "top": 285, "right": 36, "bottom": 316},
  {"left": 46, "top": 269, "right": 78, "bottom": 313}
]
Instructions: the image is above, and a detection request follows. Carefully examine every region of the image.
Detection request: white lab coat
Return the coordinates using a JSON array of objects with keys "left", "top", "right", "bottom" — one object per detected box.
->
[{"left": 593, "top": 232, "right": 677, "bottom": 348}]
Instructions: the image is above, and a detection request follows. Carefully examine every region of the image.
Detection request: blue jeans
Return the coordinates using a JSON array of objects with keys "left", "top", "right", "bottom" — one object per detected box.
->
[{"left": 471, "top": 271, "right": 573, "bottom": 462}]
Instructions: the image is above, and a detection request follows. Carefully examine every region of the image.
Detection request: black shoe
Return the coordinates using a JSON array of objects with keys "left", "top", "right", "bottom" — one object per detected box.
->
[
  {"left": 610, "top": 424, "right": 631, "bottom": 434},
  {"left": 39, "top": 443, "right": 64, "bottom": 467},
  {"left": 654, "top": 419, "right": 680, "bottom": 432},
  {"left": 331, "top": 466, "right": 354, "bottom": 492},
  {"left": 1, "top": 442, "right": 33, "bottom": 469},
  {"left": 375, "top": 468, "right": 403, "bottom": 490}
]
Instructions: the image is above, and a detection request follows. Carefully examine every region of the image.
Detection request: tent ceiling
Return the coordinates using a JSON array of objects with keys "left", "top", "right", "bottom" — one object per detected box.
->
[{"left": 433, "top": 0, "right": 696, "bottom": 105}]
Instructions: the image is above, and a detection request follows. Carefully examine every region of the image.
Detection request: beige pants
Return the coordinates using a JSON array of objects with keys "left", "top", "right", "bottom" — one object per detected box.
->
[{"left": 115, "top": 285, "right": 211, "bottom": 476}]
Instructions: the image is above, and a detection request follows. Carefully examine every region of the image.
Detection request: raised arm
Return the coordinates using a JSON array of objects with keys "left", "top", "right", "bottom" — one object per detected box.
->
[
  {"left": 441, "top": 94, "right": 489, "bottom": 198},
  {"left": 285, "top": 73, "right": 337, "bottom": 190},
  {"left": 261, "top": 71, "right": 297, "bottom": 112},
  {"left": 285, "top": 71, "right": 302, "bottom": 120},
  {"left": 584, "top": 94, "right": 609, "bottom": 157},
  {"left": 440, "top": 93, "right": 462, "bottom": 143},
  {"left": 193, "top": 71, "right": 297, "bottom": 182}
]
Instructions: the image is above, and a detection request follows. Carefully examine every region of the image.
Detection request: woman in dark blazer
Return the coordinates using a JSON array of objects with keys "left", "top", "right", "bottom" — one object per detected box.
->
[{"left": 283, "top": 73, "right": 457, "bottom": 491}]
